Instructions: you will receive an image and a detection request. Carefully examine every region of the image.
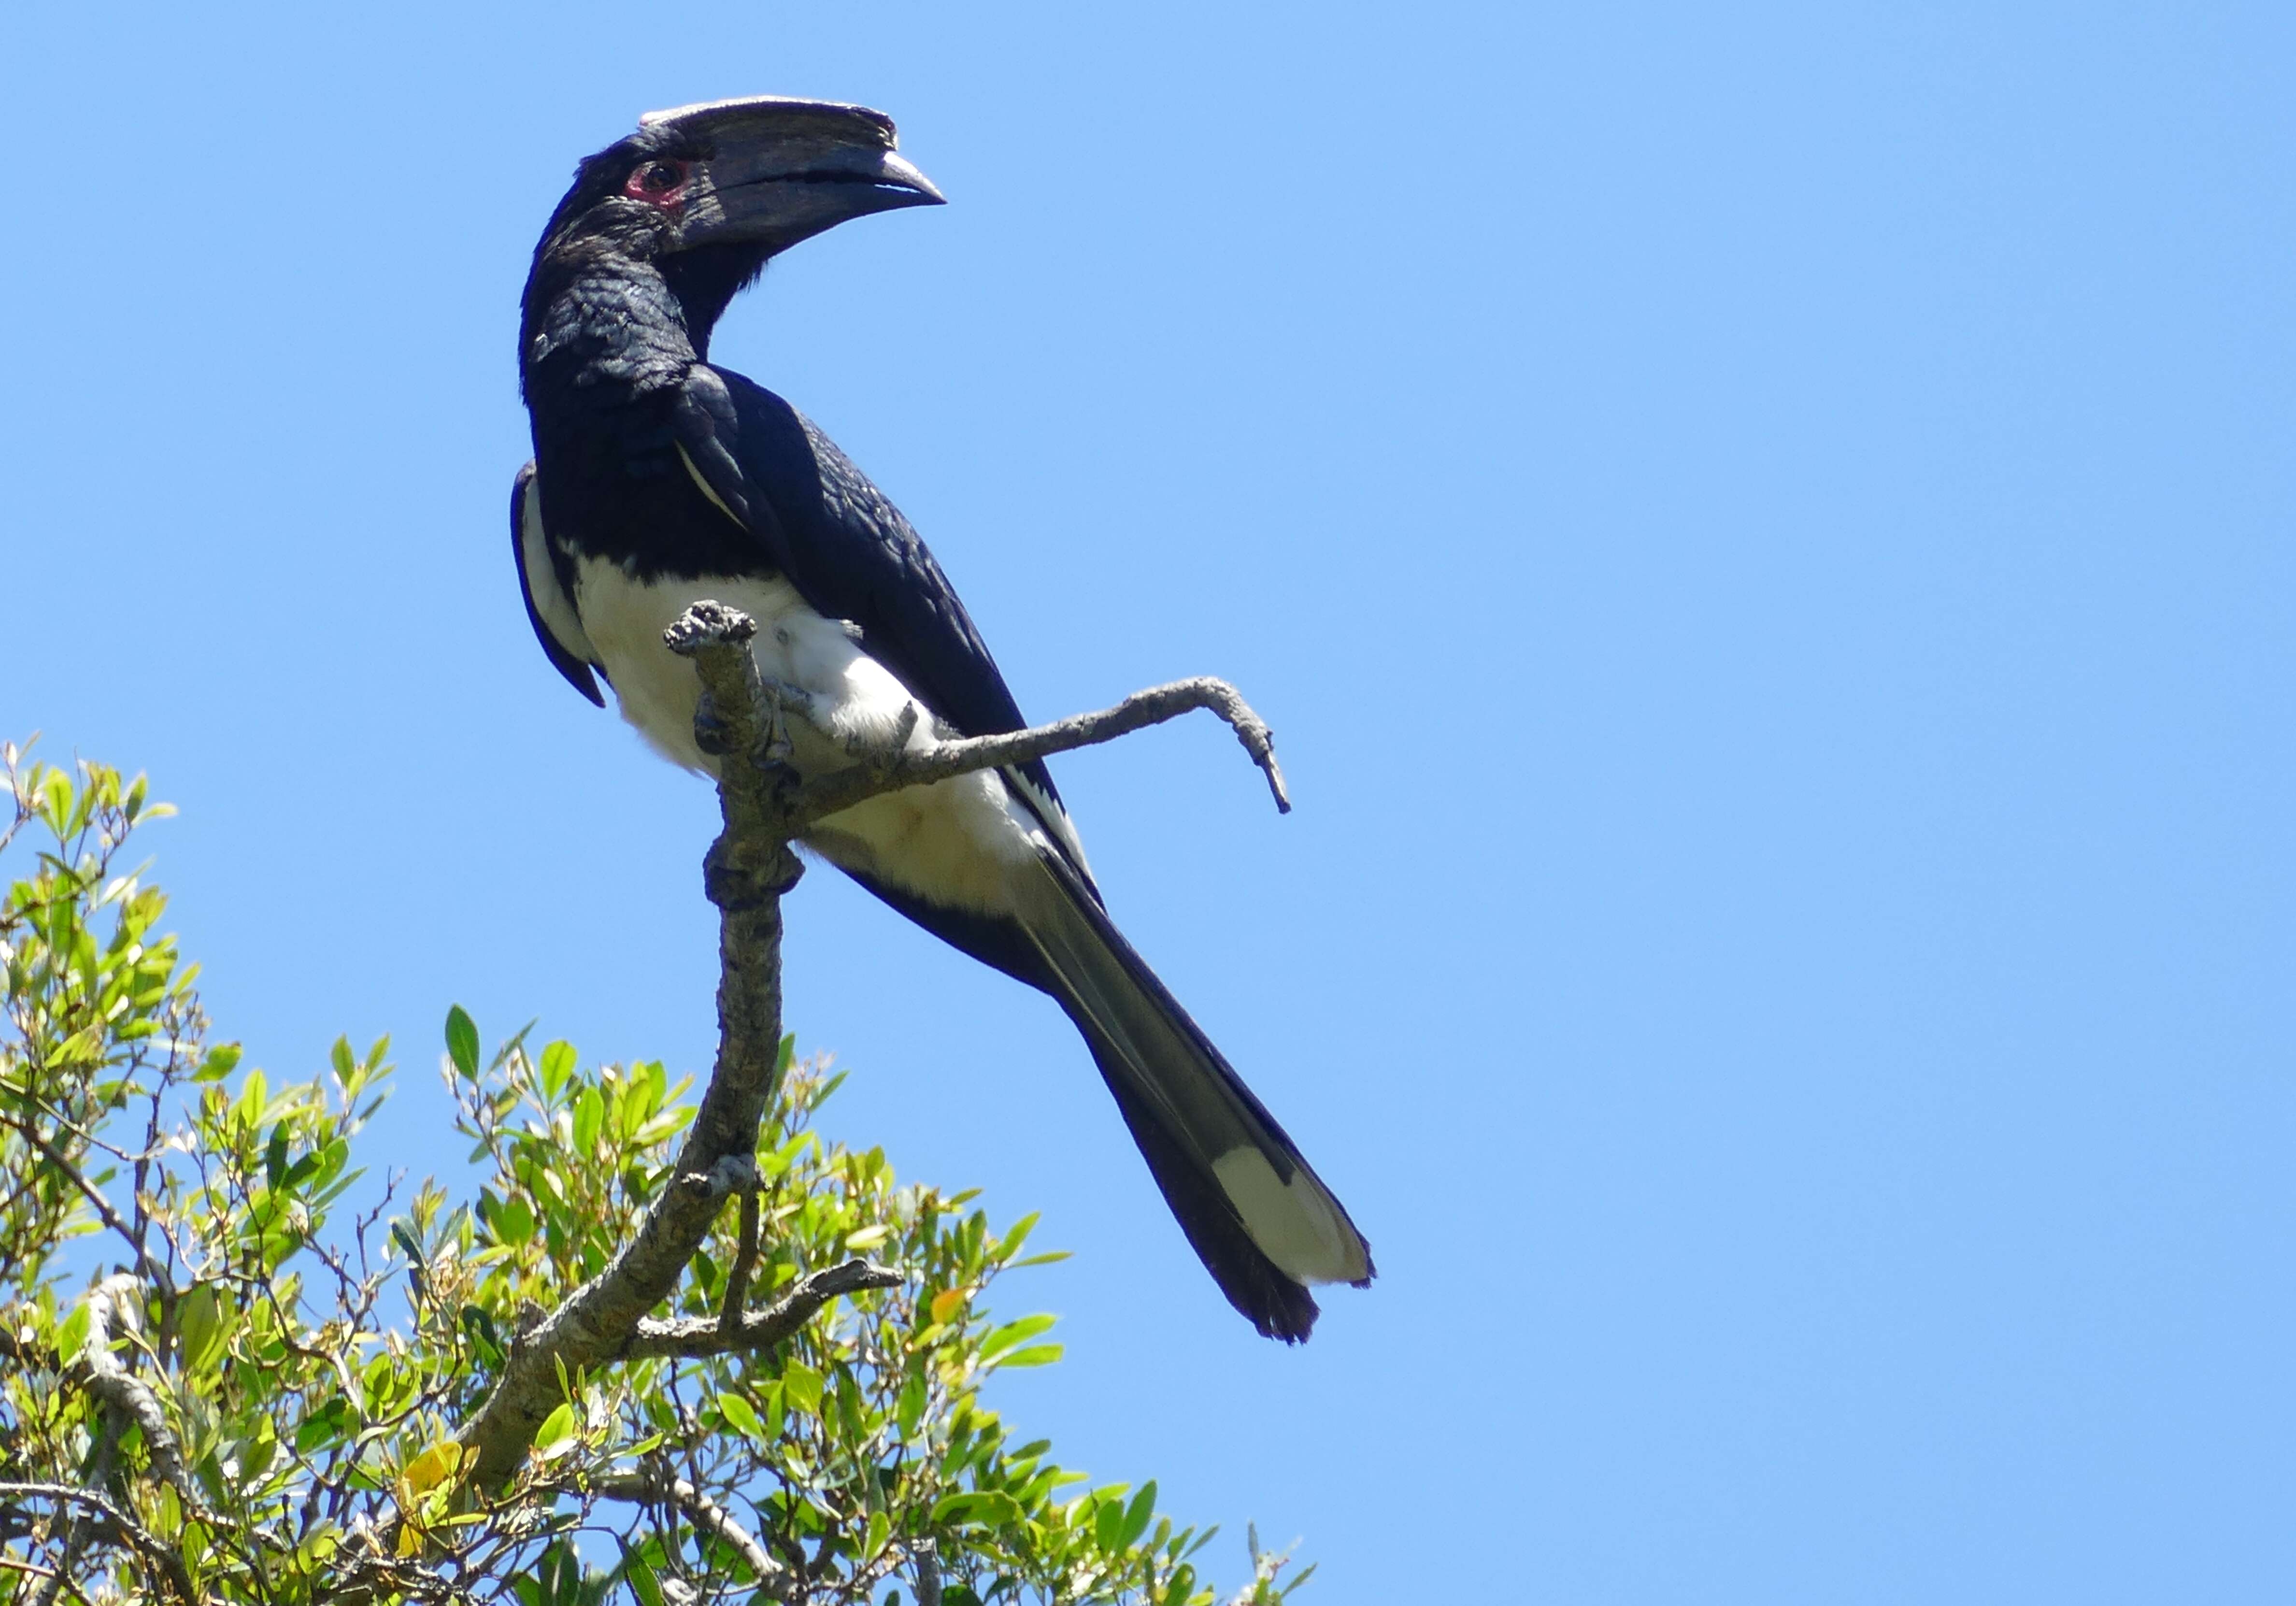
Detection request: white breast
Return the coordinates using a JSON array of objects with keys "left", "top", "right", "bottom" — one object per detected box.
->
[{"left": 573, "top": 559, "right": 1068, "bottom": 917}]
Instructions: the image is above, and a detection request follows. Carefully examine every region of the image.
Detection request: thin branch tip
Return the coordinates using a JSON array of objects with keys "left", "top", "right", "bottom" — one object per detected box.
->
[{"left": 788, "top": 672, "right": 1299, "bottom": 827}]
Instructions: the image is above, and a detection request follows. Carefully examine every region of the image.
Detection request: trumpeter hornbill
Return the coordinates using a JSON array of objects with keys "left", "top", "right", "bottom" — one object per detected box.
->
[{"left": 513, "top": 96, "right": 1371, "bottom": 1340}]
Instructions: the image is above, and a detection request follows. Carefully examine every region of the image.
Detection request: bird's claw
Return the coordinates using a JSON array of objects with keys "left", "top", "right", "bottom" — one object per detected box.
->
[
  {"left": 840, "top": 699, "right": 923, "bottom": 762},
  {"left": 692, "top": 694, "right": 732, "bottom": 759}
]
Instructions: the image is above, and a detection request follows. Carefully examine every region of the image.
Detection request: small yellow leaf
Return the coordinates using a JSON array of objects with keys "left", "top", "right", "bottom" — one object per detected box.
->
[
  {"left": 401, "top": 1440, "right": 469, "bottom": 1499},
  {"left": 929, "top": 1288, "right": 967, "bottom": 1325},
  {"left": 844, "top": 1224, "right": 890, "bottom": 1251}
]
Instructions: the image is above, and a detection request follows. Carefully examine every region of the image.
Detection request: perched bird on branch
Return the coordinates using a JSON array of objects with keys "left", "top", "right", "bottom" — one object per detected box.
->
[{"left": 512, "top": 97, "right": 1371, "bottom": 1339}]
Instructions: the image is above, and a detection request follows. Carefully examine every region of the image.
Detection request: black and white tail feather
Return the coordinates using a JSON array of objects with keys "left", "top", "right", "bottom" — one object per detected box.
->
[
  {"left": 837, "top": 787, "right": 1375, "bottom": 1341},
  {"left": 1019, "top": 853, "right": 1373, "bottom": 1338}
]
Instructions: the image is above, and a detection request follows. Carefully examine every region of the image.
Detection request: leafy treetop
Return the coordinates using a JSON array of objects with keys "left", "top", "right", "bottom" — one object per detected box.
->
[{"left": 0, "top": 742, "right": 1312, "bottom": 1606}]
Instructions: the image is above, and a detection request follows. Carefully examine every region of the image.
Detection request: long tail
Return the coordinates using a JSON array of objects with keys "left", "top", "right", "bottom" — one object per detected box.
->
[{"left": 1015, "top": 855, "right": 1375, "bottom": 1342}]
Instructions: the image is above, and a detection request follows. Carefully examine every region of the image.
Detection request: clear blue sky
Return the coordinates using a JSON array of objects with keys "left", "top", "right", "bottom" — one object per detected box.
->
[{"left": 8, "top": 2, "right": 2292, "bottom": 1599}]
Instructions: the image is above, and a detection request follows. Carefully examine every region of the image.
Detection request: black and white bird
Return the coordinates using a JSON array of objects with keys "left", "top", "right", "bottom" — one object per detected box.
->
[{"left": 513, "top": 96, "right": 1371, "bottom": 1340}]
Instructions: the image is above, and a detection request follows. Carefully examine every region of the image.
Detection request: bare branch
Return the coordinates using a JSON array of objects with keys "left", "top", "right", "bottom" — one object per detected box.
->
[
  {"left": 625, "top": 1260, "right": 899, "bottom": 1362},
  {"left": 76, "top": 1276, "right": 201, "bottom": 1512},
  {"left": 792, "top": 675, "right": 1293, "bottom": 826},
  {"left": 457, "top": 605, "right": 805, "bottom": 1487},
  {"left": 717, "top": 1183, "right": 761, "bottom": 1333},
  {"left": 591, "top": 1467, "right": 783, "bottom": 1586}
]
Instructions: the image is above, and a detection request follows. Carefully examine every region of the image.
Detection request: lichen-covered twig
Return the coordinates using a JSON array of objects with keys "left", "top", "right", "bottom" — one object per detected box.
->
[
  {"left": 76, "top": 1276, "right": 200, "bottom": 1514},
  {"left": 791, "top": 674, "right": 1292, "bottom": 825},
  {"left": 457, "top": 605, "right": 810, "bottom": 1487},
  {"left": 626, "top": 1259, "right": 899, "bottom": 1361},
  {"left": 717, "top": 1183, "right": 762, "bottom": 1333}
]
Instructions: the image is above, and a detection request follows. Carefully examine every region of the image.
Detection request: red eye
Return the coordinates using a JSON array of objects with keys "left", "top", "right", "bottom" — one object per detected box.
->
[{"left": 624, "top": 159, "right": 689, "bottom": 203}]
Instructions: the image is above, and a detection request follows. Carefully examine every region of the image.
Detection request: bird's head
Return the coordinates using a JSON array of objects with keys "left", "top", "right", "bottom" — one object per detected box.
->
[{"left": 526, "top": 96, "right": 943, "bottom": 356}]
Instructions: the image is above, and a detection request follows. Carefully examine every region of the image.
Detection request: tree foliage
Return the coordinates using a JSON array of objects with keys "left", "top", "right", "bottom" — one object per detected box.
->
[{"left": 0, "top": 743, "right": 1310, "bottom": 1606}]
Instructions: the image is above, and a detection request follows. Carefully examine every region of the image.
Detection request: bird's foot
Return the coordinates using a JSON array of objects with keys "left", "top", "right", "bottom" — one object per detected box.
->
[
  {"left": 839, "top": 699, "right": 924, "bottom": 764},
  {"left": 759, "top": 677, "right": 832, "bottom": 760}
]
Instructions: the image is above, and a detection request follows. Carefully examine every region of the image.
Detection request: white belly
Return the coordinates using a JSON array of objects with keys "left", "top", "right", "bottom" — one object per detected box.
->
[{"left": 574, "top": 560, "right": 1055, "bottom": 915}]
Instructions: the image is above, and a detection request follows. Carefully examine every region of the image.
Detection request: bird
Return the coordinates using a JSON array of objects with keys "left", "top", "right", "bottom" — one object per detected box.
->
[{"left": 513, "top": 96, "right": 1371, "bottom": 1340}]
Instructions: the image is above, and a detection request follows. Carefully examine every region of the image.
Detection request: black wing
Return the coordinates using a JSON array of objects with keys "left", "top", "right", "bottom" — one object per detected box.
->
[
  {"left": 510, "top": 460, "right": 605, "bottom": 706},
  {"left": 670, "top": 363, "right": 1074, "bottom": 832}
]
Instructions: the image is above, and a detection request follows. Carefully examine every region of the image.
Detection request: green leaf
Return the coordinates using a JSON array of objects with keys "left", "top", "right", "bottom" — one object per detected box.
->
[
  {"left": 178, "top": 1284, "right": 227, "bottom": 1374},
  {"left": 931, "top": 1491, "right": 1024, "bottom": 1530},
  {"left": 542, "top": 1539, "right": 580, "bottom": 1606},
  {"left": 782, "top": 1358, "right": 823, "bottom": 1415},
  {"left": 996, "top": 1344, "right": 1065, "bottom": 1369},
  {"left": 462, "top": 1304, "right": 503, "bottom": 1363},
  {"left": 1121, "top": 1480, "right": 1158, "bottom": 1549},
  {"left": 57, "top": 1299, "right": 90, "bottom": 1361},
  {"left": 617, "top": 1542, "right": 665, "bottom": 1606},
  {"left": 491, "top": 1192, "right": 535, "bottom": 1247},
  {"left": 444, "top": 1004, "right": 480, "bottom": 1080},
  {"left": 979, "top": 1314, "right": 1056, "bottom": 1361},
  {"left": 897, "top": 1371, "right": 928, "bottom": 1438},
  {"left": 40, "top": 769, "right": 74, "bottom": 831},
  {"left": 715, "top": 1390, "right": 762, "bottom": 1438},
  {"left": 994, "top": 1212, "right": 1041, "bottom": 1263},
  {"left": 294, "top": 1397, "right": 351, "bottom": 1455},
  {"left": 572, "top": 1086, "right": 604, "bottom": 1155},
  {"left": 535, "top": 1402, "right": 577, "bottom": 1455},
  {"left": 233, "top": 1068, "right": 269, "bottom": 1129},
  {"left": 193, "top": 1043, "right": 241, "bottom": 1083},
  {"left": 539, "top": 1040, "right": 576, "bottom": 1104}
]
